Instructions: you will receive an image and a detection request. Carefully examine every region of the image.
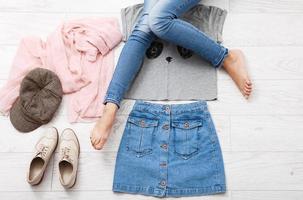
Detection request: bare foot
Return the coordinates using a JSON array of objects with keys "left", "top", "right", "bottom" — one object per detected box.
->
[
  {"left": 223, "top": 49, "right": 252, "bottom": 99},
  {"left": 90, "top": 103, "right": 118, "bottom": 150}
]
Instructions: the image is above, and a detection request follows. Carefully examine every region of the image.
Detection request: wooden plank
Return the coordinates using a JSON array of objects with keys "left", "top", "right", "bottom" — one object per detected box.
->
[
  {"left": 232, "top": 191, "right": 303, "bottom": 200},
  {"left": 0, "top": 0, "right": 229, "bottom": 13},
  {"left": 51, "top": 152, "right": 115, "bottom": 191},
  {"left": 1, "top": 8, "right": 303, "bottom": 47},
  {"left": 223, "top": 14, "right": 303, "bottom": 46},
  {"left": 2, "top": 46, "right": 303, "bottom": 81},
  {"left": 0, "top": 191, "right": 231, "bottom": 200},
  {"left": 230, "top": 115, "right": 303, "bottom": 151},
  {"left": 218, "top": 46, "right": 303, "bottom": 80},
  {"left": 47, "top": 152, "right": 303, "bottom": 191},
  {"left": 65, "top": 0, "right": 229, "bottom": 13},
  {"left": 2, "top": 77, "right": 303, "bottom": 117},
  {"left": 1, "top": 152, "right": 303, "bottom": 192},
  {"left": 0, "top": 114, "right": 231, "bottom": 153},
  {"left": 0, "top": 45, "right": 18, "bottom": 80},
  {"left": 208, "top": 80, "right": 303, "bottom": 115},
  {"left": 3, "top": 190, "right": 303, "bottom": 200},
  {"left": 230, "top": 0, "right": 303, "bottom": 13},
  {"left": 0, "top": 0, "right": 69, "bottom": 12},
  {"left": 225, "top": 152, "right": 303, "bottom": 190},
  {"left": 0, "top": 13, "right": 66, "bottom": 45},
  {"left": 66, "top": 0, "right": 143, "bottom": 13},
  {"left": 4, "top": 45, "right": 302, "bottom": 81},
  {"left": 0, "top": 0, "right": 141, "bottom": 13},
  {"left": 0, "top": 153, "right": 53, "bottom": 191},
  {"left": 54, "top": 79, "right": 303, "bottom": 117}
]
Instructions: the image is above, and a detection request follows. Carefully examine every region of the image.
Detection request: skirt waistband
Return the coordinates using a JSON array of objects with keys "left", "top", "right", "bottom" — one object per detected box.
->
[{"left": 132, "top": 100, "right": 208, "bottom": 115}]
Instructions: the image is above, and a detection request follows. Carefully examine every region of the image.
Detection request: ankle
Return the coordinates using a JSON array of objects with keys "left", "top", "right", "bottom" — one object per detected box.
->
[
  {"left": 104, "top": 103, "right": 118, "bottom": 116},
  {"left": 223, "top": 50, "right": 237, "bottom": 68}
]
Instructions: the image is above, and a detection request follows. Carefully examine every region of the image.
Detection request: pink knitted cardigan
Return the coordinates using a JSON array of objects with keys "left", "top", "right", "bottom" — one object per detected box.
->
[{"left": 0, "top": 18, "right": 122, "bottom": 122}]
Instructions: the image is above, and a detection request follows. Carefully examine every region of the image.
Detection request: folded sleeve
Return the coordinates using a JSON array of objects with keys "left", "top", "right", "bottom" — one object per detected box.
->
[
  {"left": 182, "top": 5, "right": 228, "bottom": 43},
  {"left": 120, "top": 3, "right": 144, "bottom": 42}
]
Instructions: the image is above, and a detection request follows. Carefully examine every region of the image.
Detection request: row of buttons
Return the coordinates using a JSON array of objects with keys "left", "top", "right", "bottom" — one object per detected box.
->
[
  {"left": 160, "top": 162, "right": 167, "bottom": 167},
  {"left": 160, "top": 180, "right": 166, "bottom": 187},
  {"left": 163, "top": 105, "right": 170, "bottom": 114},
  {"left": 159, "top": 105, "right": 170, "bottom": 189},
  {"left": 162, "top": 124, "right": 169, "bottom": 130},
  {"left": 160, "top": 143, "right": 168, "bottom": 150}
]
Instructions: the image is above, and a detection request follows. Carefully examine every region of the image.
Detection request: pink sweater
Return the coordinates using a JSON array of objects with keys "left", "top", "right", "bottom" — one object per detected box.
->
[{"left": 0, "top": 17, "right": 122, "bottom": 122}]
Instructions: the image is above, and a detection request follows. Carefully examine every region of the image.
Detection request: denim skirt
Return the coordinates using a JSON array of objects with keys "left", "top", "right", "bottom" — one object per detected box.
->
[{"left": 113, "top": 100, "right": 226, "bottom": 197}]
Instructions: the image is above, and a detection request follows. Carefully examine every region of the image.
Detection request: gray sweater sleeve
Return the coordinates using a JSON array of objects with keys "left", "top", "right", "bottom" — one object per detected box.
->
[
  {"left": 120, "top": 3, "right": 144, "bottom": 42},
  {"left": 182, "top": 5, "right": 227, "bottom": 43}
]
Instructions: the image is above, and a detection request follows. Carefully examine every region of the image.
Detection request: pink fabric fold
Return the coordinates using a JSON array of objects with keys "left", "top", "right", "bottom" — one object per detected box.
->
[{"left": 0, "top": 17, "right": 122, "bottom": 122}]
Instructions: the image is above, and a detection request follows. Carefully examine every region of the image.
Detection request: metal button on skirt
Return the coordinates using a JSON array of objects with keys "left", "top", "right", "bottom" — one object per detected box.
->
[{"left": 112, "top": 100, "right": 226, "bottom": 197}]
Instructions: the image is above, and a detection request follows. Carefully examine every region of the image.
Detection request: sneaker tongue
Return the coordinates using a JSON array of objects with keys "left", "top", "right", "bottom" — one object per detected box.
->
[
  {"left": 33, "top": 152, "right": 46, "bottom": 163},
  {"left": 61, "top": 157, "right": 72, "bottom": 164},
  {"left": 60, "top": 153, "right": 73, "bottom": 164},
  {"left": 35, "top": 153, "right": 43, "bottom": 158}
]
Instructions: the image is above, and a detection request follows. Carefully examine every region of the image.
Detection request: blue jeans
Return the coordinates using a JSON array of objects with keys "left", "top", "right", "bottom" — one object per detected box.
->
[{"left": 104, "top": 0, "right": 228, "bottom": 108}]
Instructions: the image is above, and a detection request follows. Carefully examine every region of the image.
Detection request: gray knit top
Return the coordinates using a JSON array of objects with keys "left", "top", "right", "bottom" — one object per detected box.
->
[{"left": 122, "top": 4, "right": 227, "bottom": 101}]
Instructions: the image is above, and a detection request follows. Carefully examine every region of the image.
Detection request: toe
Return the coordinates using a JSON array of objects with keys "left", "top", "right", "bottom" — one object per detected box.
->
[
  {"left": 242, "top": 86, "right": 251, "bottom": 95},
  {"left": 94, "top": 143, "right": 103, "bottom": 150},
  {"left": 246, "top": 80, "right": 252, "bottom": 86},
  {"left": 245, "top": 91, "right": 251, "bottom": 96},
  {"left": 245, "top": 83, "right": 252, "bottom": 89},
  {"left": 240, "top": 89, "right": 247, "bottom": 97},
  {"left": 244, "top": 87, "right": 252, "bottom": 93},
  {"left": 91, "top": 136, "right": 100, "bottom": 146},
  {"left": 94, "top": 139, "right": 107, "bottom": 150}
]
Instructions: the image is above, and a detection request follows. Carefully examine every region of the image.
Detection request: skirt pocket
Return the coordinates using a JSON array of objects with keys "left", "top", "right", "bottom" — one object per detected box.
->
[
  {"left": 126, "top": 115, "right": 159, "bottom": 157},
  {"left": 172, "top": 119, "right": 203, "bottom": 160}
]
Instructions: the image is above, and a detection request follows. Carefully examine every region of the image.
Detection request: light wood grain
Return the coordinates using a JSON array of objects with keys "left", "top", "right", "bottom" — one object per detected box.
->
[
  {"left": 0, "top": 191, "right": 231, "bottom": 200},
  {"left": 0, "top": 0, "right": 229, "bottom": 13},
  {"left": 0, "top": 113, "right": 231, "bottom": 153},
  {"left": 2, "top": 45, "right": 303, "bottom": 81},
  {"left": 230, "top": 0, "right": 303, "bottom": 13},
  {"left": 225, "top": 152, "right": 303, "bottom": 190},
  {"left": 218, "top": 46, "right": 303, "bottom": 80},
  {"left": 0, "top": 0, "right": 303, "bottom": 199},
  {"left": 0, "top": 153, "right": 53, "bottom": 192},
  {"left": 232, "top": 191, "right": 303, "bottom": 200},
  {"left": 223, "top": 14, "right": 303, "bottom": 46},
  {"left": 230, "top": 115, "right": 303, "bottom": 151}
]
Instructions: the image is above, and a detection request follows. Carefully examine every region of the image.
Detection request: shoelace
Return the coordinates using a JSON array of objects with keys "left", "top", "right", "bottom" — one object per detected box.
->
[
  {"left": 61, "top": 147, "right": 73, "bottom": 162},
  {"left": 36, "top": 145, "right": 49, "bottom": 158}
]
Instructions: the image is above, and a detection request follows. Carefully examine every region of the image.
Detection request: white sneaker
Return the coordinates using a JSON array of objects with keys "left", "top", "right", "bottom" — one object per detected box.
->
[
  {"left": 27, "top": 127, "right": 58, "bottom": 185},
  {"left": 58, "top": 128, "right": 80, "bottom": 188}
]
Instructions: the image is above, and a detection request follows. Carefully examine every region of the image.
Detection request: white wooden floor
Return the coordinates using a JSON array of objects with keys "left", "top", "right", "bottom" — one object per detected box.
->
[{"left": 0, "top": 0, "right": 303, "bottom": 199}]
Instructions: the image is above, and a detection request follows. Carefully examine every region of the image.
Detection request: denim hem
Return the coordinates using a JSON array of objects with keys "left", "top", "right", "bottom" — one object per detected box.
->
[
  {"left": 113, "top": 183, "right": 226, "bottom": 197},
  {"left": 103, "top": 94, "right": 122, "bottom": 109},
  {"left": 214, "top": 47, "right": 229, "bottom": 69}
]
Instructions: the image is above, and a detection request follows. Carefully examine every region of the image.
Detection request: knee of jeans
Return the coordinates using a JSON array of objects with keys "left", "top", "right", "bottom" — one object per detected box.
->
[
  {"left": 148, "top": 10, "right": 173, "bottom": 38},
  {"left": 133, "top": 23, "right": 152, "bottom": 34},
  {"left": 129, "top": 28, "right": 155, "bottom": 42},
  {"left": 133, "top": 14, "right": 153, "bottom": 35}
]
